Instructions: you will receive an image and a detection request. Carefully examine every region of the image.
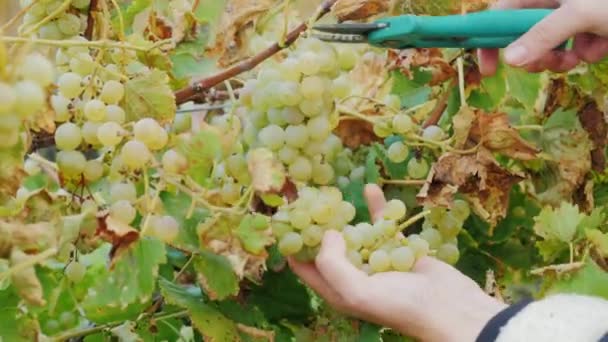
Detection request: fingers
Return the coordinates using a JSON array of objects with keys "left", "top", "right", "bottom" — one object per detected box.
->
[
  {"left": 364, "top": 184, "right": 387, "bottom": 223},
  {"left": 573, "top": 33, "right": 608, "bottom": 63},
  {"left": 314, "top": 231, "right": 369, "bottom": 305},
  {"left": 504, "top": 5, "right": 585, "bottom": 67},
  {"left": 287, "top": 257, "right": 346, "bottom": 308},
  {"left": 477, "top": 49, "right": 500, "bottom": 76}
]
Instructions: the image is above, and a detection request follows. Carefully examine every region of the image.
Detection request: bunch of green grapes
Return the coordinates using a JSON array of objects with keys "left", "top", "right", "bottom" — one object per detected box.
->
[
  {"left": 20, "top": 0, "right": 90, "bottom": 39},
  {"left": 0, "top": 52, "right": 52, "bottom": 150},
  {"left": 419, "top": 199, "right": 472, "bottom": 265},
  {"left": 237, "top": 37, "right": 364, "bottom": 186},
  {"left": 272, "top": 186, "right": 435, "bottom": 274}
]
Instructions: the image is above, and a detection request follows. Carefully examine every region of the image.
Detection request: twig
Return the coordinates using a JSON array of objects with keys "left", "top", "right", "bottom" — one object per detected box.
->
[
  {"left": 530, "top": 261, "right": 585, "bottom": 276},
  {"left": 423, "top": 80, "right": 454, "bottom": 128},
  {"left": 173, "top": 0, "right": 339, "bottom": 105},
  {"left": 85, "top": 0, "right": 100, "bottom": 40}
]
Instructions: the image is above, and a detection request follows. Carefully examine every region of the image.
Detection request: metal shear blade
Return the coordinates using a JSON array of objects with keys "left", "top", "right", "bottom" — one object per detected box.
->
[{"left": 311, "top": 22, "right": 389, "bottom": 43}]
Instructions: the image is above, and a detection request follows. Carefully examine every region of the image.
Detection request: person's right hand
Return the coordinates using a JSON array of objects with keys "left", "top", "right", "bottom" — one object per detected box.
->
[{"left": 479, "top": 0, "right": 608, "bottom": 76}]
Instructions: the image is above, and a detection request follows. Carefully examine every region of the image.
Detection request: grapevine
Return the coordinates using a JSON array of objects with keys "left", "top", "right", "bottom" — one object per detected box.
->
[{"left": 1, "top": 0, "right": 608, "bottom": 341}]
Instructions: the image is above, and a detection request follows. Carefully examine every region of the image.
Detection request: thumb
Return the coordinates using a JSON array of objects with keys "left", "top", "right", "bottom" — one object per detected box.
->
[
  {"left": 315, "top": 230, "right": 367, "bottom": 291},
  {"left": 504, "top": 6, "right": 583, "bottom": 66}
]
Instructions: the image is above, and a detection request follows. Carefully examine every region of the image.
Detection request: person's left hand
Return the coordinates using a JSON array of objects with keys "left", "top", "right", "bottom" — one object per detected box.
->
[{"left": 288, "top": 184, "right": 507, "bottom": 342}]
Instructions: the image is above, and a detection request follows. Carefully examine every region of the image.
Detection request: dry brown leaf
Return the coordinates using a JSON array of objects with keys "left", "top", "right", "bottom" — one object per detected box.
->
[
  {"left": 0, "top": 221, "right": 57, "bottom": 258},
  {"left": 247, "top": 148, "right": 286, "bottom": 194},
  {"left": 579, "top": 102, "right": 607, "bottom": 172},
  {"left": 334, "top": 120, "right": 382, "bottom": 148},
  {"left": 401, "top": 0, "right": 494, "bottom": 15},
  {"left": 469, "top": 111, "right": 540, "bottom": 161},
  {"left": 387, "top": 48, "right": 456, "bottom": 86},
  {"left": 417, "top": 148, "right": 525, "bottom": 226},
  {"left": 452, "top": 106, "right": 476, "bottom": 148},
  {"left": 206, "top": 238, "right": 267, "bottom": 282},
  {"left": 96, "top": 215, "right": 140, "bottom": 268},
  {"left": 10, "top": 248, "right": 45, "bottom": 306},
  {"left": 332, "top": 0, "right": 389, "bottom": 21},
  {"left": 207, "top": 0, "right": 275, "bottom": 67}
]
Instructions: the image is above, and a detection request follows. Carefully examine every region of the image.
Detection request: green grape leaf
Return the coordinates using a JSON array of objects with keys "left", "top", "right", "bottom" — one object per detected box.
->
[
  {"left": 124, "top": 69, "right": 176, "bottom": 124},
  {"left": 249, "top": 269, "right": 313, "bottom": 322},
  {"left": 235, "top": 215, "right": 274, "bottom": 255},
  {"left": 536, "top": 239, "right": 569, "bottom": 263},
  {"left": 546, "top": 260, "right": 608, "bottom": 300},
  {"left": 533, "top": 202, "right": 585, "bottom": 243},
  {"left": 177, "top": 129, "right": 222, "bottom": 187},
  {"left": 83, "top": 238, "right": 166, "bottom": 311},
  {"left": 0, "top": 287, "right": 38, "bottom": 342},
  {"left": 160, "top": 190, "right": 208, "bottom": 251},
  {"left": 390, "top": 71, "right": 432, "bottom": 108},
  {"left": 193, "top": 0, "right": 227, "bottom": 24},
  {"left": 117, "top": 0, "right": 151, "bottom": 29},
  {"left": 469, "top": 62, "right": 506, "bottom": 110},
  {"left": 505, "top": 64, "right": 542, "bottom": 110},
  {"left": 158, "top": 278, "right": 240, "bottom": 341},
  {"left": 357, "top": 323, "right": 382, "bottom": 342},
  {"left": 365, "top": 148, "right": 380, "bottom": 183},
  {"left": 193, "top": 251, "right": 239, "bottom": 300},
  {"left": 341, "top": 180, "right": 371, "bottom": 224},
  {"left": 586, "top": 229, "right": 608, "bottom": 258},
  {"left": 543, "top": 108, "right": 580, "bottom": 131}
]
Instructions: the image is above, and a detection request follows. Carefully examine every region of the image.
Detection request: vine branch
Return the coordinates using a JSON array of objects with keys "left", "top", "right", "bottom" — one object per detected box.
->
[
  {"left": 173, "top": 0, "right": 339, "bottom": 105},
  {"left": 85, "top": 0, "right": 100, "bottom": 40}
]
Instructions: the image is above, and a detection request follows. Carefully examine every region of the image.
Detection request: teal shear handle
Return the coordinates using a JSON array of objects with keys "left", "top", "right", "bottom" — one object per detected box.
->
[{"left": 368, "top": 9, "right": 555, "bottom": 49}]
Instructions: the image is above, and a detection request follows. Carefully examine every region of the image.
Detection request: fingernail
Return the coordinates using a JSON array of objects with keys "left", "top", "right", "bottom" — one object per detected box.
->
[{"left": 504, "top": 45, "right": 528, "bottom": 66}]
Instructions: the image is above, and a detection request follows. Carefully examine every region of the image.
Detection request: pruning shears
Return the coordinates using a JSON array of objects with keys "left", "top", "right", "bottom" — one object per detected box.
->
[{"left": 313, "top": 9, "right": 562, "bottom": 49}]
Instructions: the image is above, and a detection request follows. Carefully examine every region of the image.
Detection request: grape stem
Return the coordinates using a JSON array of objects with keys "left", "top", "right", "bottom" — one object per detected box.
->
[
  {"left": 0, "top": 0, "right": 40, "bottom": 32},
  {"left": 85, "top": 0, "right": 100, "bottom": 40},
  {"left": 529, "top": 261, "right": 585, "bottom": 276},
  {"left": 0, "top": 36, "right": 171, "bottom": 52},
  {"left": 0, "top": 247, "right": 58, "bottom": 281},
  {"left": 173, "top": 0, "right": 339, "bottom": 104},
  {"left": 398, "top": 210, "right": 430, "bottom": 230},
  {"left": 50, "top": 309, "right": 189, "bottom": 341},
  {"left": 109, "top": 0, "right": 125, "bottom": 41},
  {"left": 422, "top": 80, "right": 454, "bottom": 128}
]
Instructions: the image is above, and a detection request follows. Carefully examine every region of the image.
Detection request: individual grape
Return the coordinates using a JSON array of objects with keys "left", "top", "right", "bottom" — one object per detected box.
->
[
  {"left": 97, "top": 122, "right": 123, "bottom": 147},
  {"left": 346, "top": 250, "right": 363, "bottom": 268},
  {"left": 299, "top": 99, "right": 324, "bottom": 117},
  {"left": 0, "top": 82, "right": 16, "bottom": 114},
  {"left": 451, "top": 199, "right": 471, "bottom": 221},
  {"left": 512, "top": 206, "right": 526, "bottom": 218},
  {"left": 437, "top": 213, "right": 461, "bottom": 240},
  {"left": 57, "top": 13, "right": 81, "bottom": 36},
  {"left": 72, "top": 0, "right": 90, "bottom": 9},
  {"left": 407, "top": 234, "right": 430, "bottom": 258},
  {"left": 285, "top": 125, "right": 308, "bottom": 148},
  {"left": 267, "top": 108, "right": 287, "bottom": 126},
  {"left": 343, "top": 225, "right": 363, "bottom": 250},
  {"left": 339, "top": 201, "right": 356, "bottom": 222},
  {"left": 289, "top": 156, "right": 312, "bottom": 181},
  {"left": 19, "top": 53, "right": 55, "bottom": 87},
  {"left": 70, "top": 52, "right": 95, "bottom": 76},
  {"left": 300, "top": 76, "right": 325, "bottom": 99},
  {"left": 220, "top": 182, "right": 241, "bottom": 204},
  {"left": 407, "top": 158, "right": 429, "bottom": 179},
  {"left": 100, "top": 80, "right": 124, "bottom": 104},
  {"left": 277, "top": 81, "right": 302, "bottom": 107},
  {"left": 389, "top": 246, "right": 414, "bottom": 271},
  {"left": 392, "top": 114, "right": 414, "bottom": 133},
  {"left": 24, "top": 158, "right": 41, "bottom": 175},
  {"left": 358, "top": 223, "right": 377, "bottom": 248},
  {"left": 251, "top": 214, "right": 269, "bottom": 231},
  {"left": 59, "top": 311, "right": 76, "bottom": 328},
  {"left": 369, "top": 250, "right": 391, "bottom": 273},
  {"left": 349, "top": 166, "right": 365, "bottom": 181},
  {"left": 84, "top": 99, "right": 106, "bottom": 122},
  {"left": 83, "top": 160, "right": 103, "bottom": 181},
  {"left": 104, "top": 105, "right": 125, "bottom": 124},
  {"left": 162, "top": 149, "right": 188, "bottom": 174},
  {"left": 422, "top": 125, "right": 445, "bottom": 141},
  {"left": 39, "top": 21, "right": 62, "bottom": 40},
  {"left": 278, "top": 232, "right": 304, "bottom": 255},
  {"left": 54, "top": 122, "right": 82, "bottom": 150},
  {"left": 302, "top": 140, "right": 323, "bottom": 157},
  {"left": 307, "top": 116, "right": 331, "bottom": 141},
  {"left": 250, "top": 110, "right": 267, "bottom": 128},
  {"left": 312, "top": 162, "right": 334, "bottom": 185},
  {"left": 384, "top": 94, "right": 402, "bottom": 110},
  {"left": 65, "top": 261, "right": 86, "bottom": 283},
  {"left": 331, "top": 74, "right": 350, "bottom": 99},
  {"left": 336, "top": 46, "right": 358, "bottom": 70},
  {"left": 373, "top": 121, "right": 392, "bottom": 138},
  {"left": 387, "top": 141, "right": 409, "bottom": 163},
  {"left": 45, "top": 319, "right": 60, "bottom": 334},
  {"left": 148, "top": 128, "right": 168, "bottom": 151},
  {"left": 337, "top": 176, "right": 350, "bottom": 188},
  {"left": 428, "top": 207, "right": 447, "bottom": 225},
  {"left": 110, "top": 181, "right": 137, "bottom": 203},
  {"left": 258, "top": 124, "right": 285, "bottom": 150},
  {"left": 51, "top": 95, "right": 71, "bottom": 121},
  {"left": 149, "top": 215, "right": 180, "bottom": 243},
  {"left": 297, "top": 52, "right": 321, "bottom": 75},
  {"left": 278, "top": 58, "right": 301, "bottom": 82},
  {"left": 57, "top": 72, "right": 83, "bottom": 98},
  {"left": 302, "top": 225, "right": 324, "bottom": 247},
  {"left": 45, "top": 0, "right": 63, "bottom": 14},
  {"left": 120, "top": 140, "right": 151, "bottom": 169},
  {"left": 272, "top": 222, "right": 292, "bottom": 239},
  {"left": 420, "top": 228, "right": 442, "bottom": 249},
  {"left": 383, "top": 199, "right": 407, "bottom": 220},
  {"left": 14, "top": 80, "right": 45, "bottom": 116},
  {"left": 310, "top": 200, "right": 334, "bottom": 225},
  {"left": 437, "top": 243, "right": 460, "bottom": 265},
  {"left": 281, "top": 107, "right": 305, "bottom": 125},
  {"left": 375, "top": 219, "right": 396, "bottom": 238},
  {"left": 278, "top": 146, "right": 299, "bottom": 164},
  {"left": 81, "top": 121, "right": 101, "bottom": 146},
  {"left": 289, "top": 209, "right": 311, "bottom": 230}
]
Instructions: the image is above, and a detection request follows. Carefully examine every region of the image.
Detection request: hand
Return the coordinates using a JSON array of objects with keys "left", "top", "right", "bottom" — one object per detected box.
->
[
  {"left": 288, "top": 184, "right": 507, "bottom": 342},
  {"left": 479, "top": 0, "right": 608, "bottom": 76}
]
